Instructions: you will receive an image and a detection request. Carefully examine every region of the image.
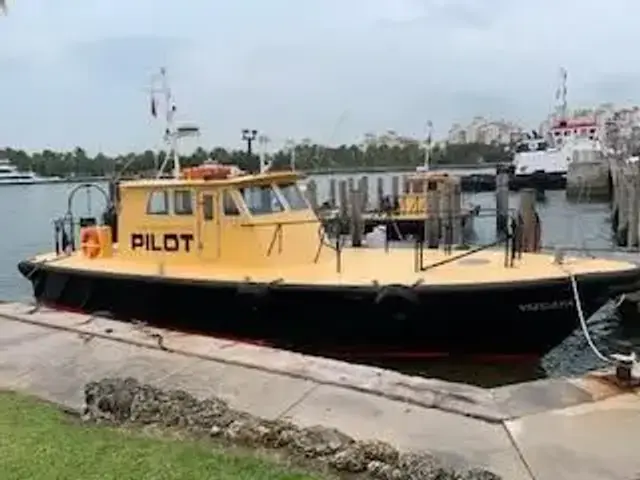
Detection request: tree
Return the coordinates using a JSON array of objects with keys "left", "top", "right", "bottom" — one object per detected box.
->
[{"left": 0, "top": 140, "right": 510, "bottom": 178}]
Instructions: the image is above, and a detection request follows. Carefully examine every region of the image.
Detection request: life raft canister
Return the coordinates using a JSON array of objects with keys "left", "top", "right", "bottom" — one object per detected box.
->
[{"left": 80, "top": 226, "right": 101, "bottom": 259}]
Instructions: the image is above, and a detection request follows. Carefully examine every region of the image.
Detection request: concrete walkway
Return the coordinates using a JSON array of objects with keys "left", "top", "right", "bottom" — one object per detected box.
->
[{"left": 0, "top": 301, "right": 638, "bottom": 480}]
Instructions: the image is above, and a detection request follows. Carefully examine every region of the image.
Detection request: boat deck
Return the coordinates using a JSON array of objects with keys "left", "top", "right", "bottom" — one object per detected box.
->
[{"left": 29, "top": 248, "right": 639, "bottom": 287}]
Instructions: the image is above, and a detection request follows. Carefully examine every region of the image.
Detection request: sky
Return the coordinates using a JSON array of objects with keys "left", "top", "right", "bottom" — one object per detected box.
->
[{"left": 0, "top": 0, "right": 639, "bottom": 155}]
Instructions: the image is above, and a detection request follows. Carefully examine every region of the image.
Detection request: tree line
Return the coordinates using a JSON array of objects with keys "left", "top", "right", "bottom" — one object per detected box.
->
[{"left": 2, "top": 141, "right": 512, "bottom": 178}]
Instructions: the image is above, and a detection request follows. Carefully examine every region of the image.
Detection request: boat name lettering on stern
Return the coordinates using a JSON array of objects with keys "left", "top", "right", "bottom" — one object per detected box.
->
[
  {"left": 130, "top": 233, "right": 194, "bottom": 253},
  {"left": 518, "top": 299, "right": 573, "bottom": 312}
]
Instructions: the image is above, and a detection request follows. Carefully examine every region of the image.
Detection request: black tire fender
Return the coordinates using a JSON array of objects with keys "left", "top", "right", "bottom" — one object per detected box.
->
[{"left": 374, "top": 284, "right": 420, "bottom": 320}]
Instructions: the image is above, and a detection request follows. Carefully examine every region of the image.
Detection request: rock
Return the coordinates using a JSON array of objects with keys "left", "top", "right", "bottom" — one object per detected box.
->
[
  {"left": 329, "top": 440, "right": 399, "bottom": 473},
  {"left": 367, "top": 460, "right": 400, "bottom": 479},
  {"left": 81, "top": 378, "right": 503, "bottom": 480},
  {"left": 83, "top": 377, "right": 139, "bottom": 423},
  {"left": 458, "top": 467, "right": 503, "bottom": 480},
  {"left": 358, "top": 440, "right": 400, "bottom": 464},
  {"left": 288, "top": 425, "right": 354, "bottom": 458},
  {"left": 396, "top": 452, "right": 459, "bottom": 479}
]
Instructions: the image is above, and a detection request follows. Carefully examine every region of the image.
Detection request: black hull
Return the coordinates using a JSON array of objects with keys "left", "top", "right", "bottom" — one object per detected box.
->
[
  {"left": 510, "top": 172, "right": 567, "bottom": 191},
  {"left": 18, "top": 260, "right": 640, "bottom": 361}
]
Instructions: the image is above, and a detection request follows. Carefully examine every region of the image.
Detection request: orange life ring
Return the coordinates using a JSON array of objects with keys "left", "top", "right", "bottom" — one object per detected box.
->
[{"left": 80, "top": 227, "right": 101, "bottom": 259}]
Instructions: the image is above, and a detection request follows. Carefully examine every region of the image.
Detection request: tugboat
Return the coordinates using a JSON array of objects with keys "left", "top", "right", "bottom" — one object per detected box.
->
[{"left": 15, "top": 77, "right": 640, "bottom": 362}]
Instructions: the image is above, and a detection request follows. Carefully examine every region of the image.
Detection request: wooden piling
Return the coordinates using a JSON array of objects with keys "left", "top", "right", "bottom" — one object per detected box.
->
[
  {"left": 611, "top": 160, "right": 634, "bottom": 246},
  {"left": 305, "top": 179, "right": 318, "bottom": 211},
  {"left": 358, "top": 176, "right": 369, "bottom": 211},
  {"left": 451, "top": 180, "right": 462, "bottom": 245},
  {"left": 425, "top": 179, "right": 441, "bottom": 248},
  {"left": 518, "top": 189, "right": 541, "bottom": 252},
  {"left": 391, "top": 176, "right": 400, "bottom": 203},
  {"left": 627, "top": 168, "right": 640, "bottom": 248},
  {"left": 349, "top": 186, "right": 365, "bottom": 247},
  {"left": 338, "top": 180, "right": 349, "bottom": 220},
  {"left": 376, "top": 177, "right": 385, "bottom": 210},
  {"left": 496, "top": 165, "right": 510, "bottom": 237},
  {"left": 347, "top": 177, "right": 355, "bottom": 194},
  {"left": 440, "top": 180, "right": 453, "bottom": 246},
  {"left": 440, "top": 179, "right": 461, "bottom": 246},
  {"left": 328, "top": 179, "right": 337, "bottom": 207}
]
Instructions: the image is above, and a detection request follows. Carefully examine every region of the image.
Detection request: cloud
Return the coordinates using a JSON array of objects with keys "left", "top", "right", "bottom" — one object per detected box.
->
[{"left": 0, "top": 0, "right": 639, "bottom": 153}]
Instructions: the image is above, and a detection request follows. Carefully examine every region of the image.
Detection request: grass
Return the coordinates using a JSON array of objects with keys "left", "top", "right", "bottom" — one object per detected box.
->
[{"left": 0, "top": 391, "right": 321, "bottom": 480}]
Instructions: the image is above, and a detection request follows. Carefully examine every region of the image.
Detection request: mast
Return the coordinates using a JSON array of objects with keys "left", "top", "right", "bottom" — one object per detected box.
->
[
  {"left": 556, "top": 67, "right": 568, "bottom": 123},
  {"left": 149, "top": 67, "right": 199, "bottom": 178}
]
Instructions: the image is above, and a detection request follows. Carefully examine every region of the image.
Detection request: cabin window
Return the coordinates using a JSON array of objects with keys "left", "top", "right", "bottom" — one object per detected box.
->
[
  {"left": 278, "top": 182, "right": 308, "bottom": 210},
  {"left": 223, "top": 190, "right": 240, "bottom": 216},
  {"left": 173, "top": 190, "right": 193, "bottom": 215},
  {"left": 240, "top": 185, "right": 284, "bottom": 215},
  {"left": 147, "top": 190, "right": 169, "bottom": 215}
]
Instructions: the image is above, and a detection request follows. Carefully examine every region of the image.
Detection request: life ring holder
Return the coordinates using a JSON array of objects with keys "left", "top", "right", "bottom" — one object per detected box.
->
[{"left": 80, "top": 227, "right": 101, "bottom": 259}]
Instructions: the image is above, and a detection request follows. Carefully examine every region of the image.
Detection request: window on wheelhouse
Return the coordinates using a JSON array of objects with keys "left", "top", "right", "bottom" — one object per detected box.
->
[
  {"left": 173, "top": 190, "right": 193, "bottom": 215},
  {"left": 223, "top": 190, "right": 241, "bottom": 216},
  {"left": 239, "top": 184, "right": 284, "bottom": 215},
  {"left": 146, "top": 190, "right": 169, "bottom": 215},
  {"left": 277, "top": 182, "right": 308, "bottom": 210}
]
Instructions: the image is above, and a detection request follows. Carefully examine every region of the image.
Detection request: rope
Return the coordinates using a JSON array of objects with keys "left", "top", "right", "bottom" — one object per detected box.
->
[
  {"left": 562, "top": 265, "right": 637, "bottom": 368},
  {"left": 563, "top": 267, "right": 613, "bottom": 363}
]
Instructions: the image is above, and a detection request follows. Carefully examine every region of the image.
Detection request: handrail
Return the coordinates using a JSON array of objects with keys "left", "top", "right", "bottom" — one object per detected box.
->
[
  {"left": 240, "top": 218, "right": 321, "bottom": 227},
  {"left": 266, "top": 223, "right": 283, "bottom": 256}
]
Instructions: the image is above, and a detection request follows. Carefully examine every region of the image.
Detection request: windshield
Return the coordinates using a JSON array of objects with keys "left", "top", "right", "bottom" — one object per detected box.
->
[
  {"left": 278, "top": 182, "right": 308, "bottom": 210},
  {"left": 239, "top": 185, "right": 284, "bottom": 215}
]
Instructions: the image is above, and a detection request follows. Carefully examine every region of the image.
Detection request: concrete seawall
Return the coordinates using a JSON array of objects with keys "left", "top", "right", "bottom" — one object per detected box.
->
[{"left": 0, "top": 301, "right": 639, "bottom": 480}]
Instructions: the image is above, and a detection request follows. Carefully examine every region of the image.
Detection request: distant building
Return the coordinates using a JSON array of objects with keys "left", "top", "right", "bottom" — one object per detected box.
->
[{"left": 447, "top": 117, "right": 522, "bottom": 145}]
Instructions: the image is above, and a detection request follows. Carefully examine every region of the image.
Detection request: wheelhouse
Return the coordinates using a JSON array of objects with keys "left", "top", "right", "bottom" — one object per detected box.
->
[{"left": 116, "top": 170, "right": 324, "bottom": 267}]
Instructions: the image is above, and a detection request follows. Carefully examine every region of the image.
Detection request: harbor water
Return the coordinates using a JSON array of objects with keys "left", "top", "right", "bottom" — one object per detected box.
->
[{"left": 1, "top": 176, "right": 636, "bottom": 387}]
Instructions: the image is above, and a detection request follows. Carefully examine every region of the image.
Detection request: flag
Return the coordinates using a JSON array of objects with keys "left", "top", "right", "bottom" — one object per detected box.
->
[{"left": 150, "top": 96, "right": 157, "bottom": 118}]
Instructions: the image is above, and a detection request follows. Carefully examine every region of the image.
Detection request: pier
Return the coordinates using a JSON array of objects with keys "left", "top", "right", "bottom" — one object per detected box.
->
[
  {"left": 0, "top": 302, "right": 639, "bottom": 480},
  {"left": 305, "top": 174, "right": 477, "bottom": 245}
]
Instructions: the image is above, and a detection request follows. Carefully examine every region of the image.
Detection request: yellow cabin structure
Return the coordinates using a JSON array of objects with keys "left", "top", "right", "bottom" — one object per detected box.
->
[
  {"left": 94, "top": 170, "right": 325, "bottom": 268},
  {"left": 396, "top": 172, "right": 462, "bottom": 218}
]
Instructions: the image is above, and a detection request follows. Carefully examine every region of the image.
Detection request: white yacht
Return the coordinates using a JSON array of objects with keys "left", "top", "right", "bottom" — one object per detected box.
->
[{"left": 0, "top": 159, "right": 60, "bottom": 185}]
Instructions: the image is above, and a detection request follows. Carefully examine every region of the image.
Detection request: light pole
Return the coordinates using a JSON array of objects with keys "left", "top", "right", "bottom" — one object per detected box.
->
[
  {"left": 241, "top": 128, "right": 258, "bottom": 157},
  {"left": 257, "top": 134, "right": 270, "bottom": 173}
]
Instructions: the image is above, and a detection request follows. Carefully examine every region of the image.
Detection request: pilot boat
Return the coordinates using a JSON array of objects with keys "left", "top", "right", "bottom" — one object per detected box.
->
[
  {"left": 15, "top": 86, "right": 640, "bottom": 362},
  {"left": 17, "top": 154, "right": 640, "bottom": 361}
]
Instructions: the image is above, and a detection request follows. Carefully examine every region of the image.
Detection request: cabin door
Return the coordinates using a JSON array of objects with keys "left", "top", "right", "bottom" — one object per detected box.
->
[{"left": 197, "top": 191, "right": 220, "bottom": 261}]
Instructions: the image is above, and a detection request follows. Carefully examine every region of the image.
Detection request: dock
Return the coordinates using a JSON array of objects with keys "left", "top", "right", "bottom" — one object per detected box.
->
[{"left": 1, "top": 302, "right": 639, "bottom": 480}]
